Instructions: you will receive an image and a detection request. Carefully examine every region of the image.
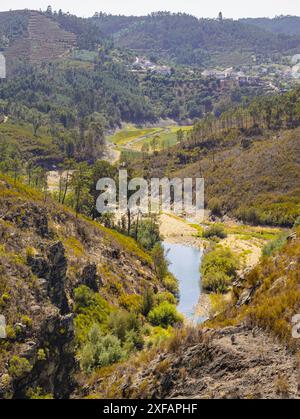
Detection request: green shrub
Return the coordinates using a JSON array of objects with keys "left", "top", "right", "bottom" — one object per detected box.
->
[
  {"left": 262, "top": 233, "right": 289, "bottom": 257},
  {"left": 148, "top": 302, "right": 183, "bottom": 328},
  {"left": 37, "top": 349, "right": 47, "bottom": 362},
  {"left": 154, "top": 291, "right": 177, "bottom": 306},
  {"left": 201, "top": 247, "right": 239, "bottom": 293},
  {"left": 118, "top": 293, "right": 143, "bottom": 313},
  {"left": 208, "top": 198, "right": 223, "bottom": 217},
  {"left": 162, "top": 273, "right": 179, "bottom": 296},
  {"left": 203, "top": 224, "right": 227, "bottom": 240},
  {"left": 136, "top": 218, "right": 161, "bottom": 250},
  {"left": 108, "top": 310, "right": 141, "bottom": 343},
  {"left": 74, "top": 286, "right": 112, "bottom": 345},
  {"left": 202, "top": 269, "right": 232, "bottom": 293},
  {"left": 141, "top": 287, "right": 154, "bottom": 316},
  {"left": 80, "top": 325, "right": 125, "bottom": 373},
  {"left": 151, "top": 243, "right": 169, "bottom": 280},
  {"left": 124, "top": 329, "right": 144, "bottom": 352},
  {"left": 8, "top": 356, "right": 32, "bottom": 378},
  {"left": 26, "top": 387, "right": 54, "bottom": 399}
]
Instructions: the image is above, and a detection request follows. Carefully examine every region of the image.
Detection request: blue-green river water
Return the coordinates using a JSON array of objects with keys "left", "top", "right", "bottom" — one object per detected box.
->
[{"left": 163, "top": 242, "right": 204, "bottom": 323}]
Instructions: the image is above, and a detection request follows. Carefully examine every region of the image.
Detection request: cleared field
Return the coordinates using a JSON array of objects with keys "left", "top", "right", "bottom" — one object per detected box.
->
[{"left": 108, "top": 124, "right": 193, "bottom": 153}]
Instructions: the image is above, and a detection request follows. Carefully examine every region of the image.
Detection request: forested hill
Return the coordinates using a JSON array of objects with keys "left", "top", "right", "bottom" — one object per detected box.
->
[
  {"left": 240, "top": 16, "right": 300, "bottom": 37},
  {"left": 90, "top": 12, "right": 300, "bottom": 65},
  {"left": 2, "top": 10, "right": 300, "bottom": 67}
]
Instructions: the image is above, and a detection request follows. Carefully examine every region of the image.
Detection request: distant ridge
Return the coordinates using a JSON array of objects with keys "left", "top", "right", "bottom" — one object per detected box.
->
[{"left": 240, "top": 16, "right": 300, "bottom": 37}]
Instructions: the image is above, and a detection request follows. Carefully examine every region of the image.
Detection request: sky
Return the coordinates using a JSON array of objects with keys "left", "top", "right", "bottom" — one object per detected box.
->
[{"left": 1, "top": 0, "right": 300, "bottom": 19}]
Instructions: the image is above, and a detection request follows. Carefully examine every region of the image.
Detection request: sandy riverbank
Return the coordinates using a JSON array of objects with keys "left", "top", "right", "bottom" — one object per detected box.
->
[
  {"left": 160, "top": 213, "right": 205, "bottom": 248},
  {"left": 160, "top": 212, "right": 268, "bottom": 320}
]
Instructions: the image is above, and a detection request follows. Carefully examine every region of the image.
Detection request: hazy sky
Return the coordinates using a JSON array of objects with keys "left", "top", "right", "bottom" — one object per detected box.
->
[{"left": 1, "top": 0, "right": 300, "bottom": 19}]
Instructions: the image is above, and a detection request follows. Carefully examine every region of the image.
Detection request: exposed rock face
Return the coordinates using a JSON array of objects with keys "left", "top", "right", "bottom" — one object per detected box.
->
[
  {"left": 81, "top": 264, "right": 101, "bottom": 291},
  {"left": 0, "top": 177, "right": 162, "bottom": 399},
  {"left": 12, "top": 313, "right": 75, "bottom": 399},
  {"left": 3, "top": 202, "right": 49, "bottom": 238},
  {"left": 28, "top": 242, "right": 69, "bottom": 314},
  {"left": 89, "top": 326, "right": 299, "bottom": 400},
  {"left": 47, "top": 242, "right": 69, "bottom": 314},
  {"left": 1, "top": 238, "right": 74, "bottom": 399}
]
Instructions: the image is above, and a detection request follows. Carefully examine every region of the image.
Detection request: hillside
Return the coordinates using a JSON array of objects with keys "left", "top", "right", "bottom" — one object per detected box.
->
[
  {"left": 0, "top": 175, "right": 168, "bottom": 398},
  {"left": 75, "top": 222, "right": 300, "bottom": 400},
  {"left": 82, "top": 324, "right": 299, "bottom": 399},
  {"left": 175, "top": 129, "right": 300, "bottom": 227},
  {"left": 209, "top": 228, "right": 300, "bottom": 349},
  {"left": 1, "top": 7, "right": 300, "bottom": 401},
  {"left": 132, "top": 88, "right": 300, "bottom": 228},
  {"left": 241, "top": 16, "right": 300, "bottom": 37},
  {"left": 91, "top": 12, "right": 300, "bottom": 66},
  {"left": 1, "top": 10, "right": 77, "bottom": 76}
]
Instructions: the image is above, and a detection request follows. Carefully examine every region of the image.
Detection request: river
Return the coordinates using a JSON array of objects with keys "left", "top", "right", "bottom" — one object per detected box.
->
[{"left": 163, "top": 242, "right": 206, "bottom": 324}]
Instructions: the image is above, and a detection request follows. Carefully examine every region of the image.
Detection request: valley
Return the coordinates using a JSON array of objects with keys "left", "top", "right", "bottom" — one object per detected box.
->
[
  {"left": 108, "top": 124, "right": 193, "bottom": 154},
  {"left": 0, "top": 5, "right": 300, "bottom": 401}
]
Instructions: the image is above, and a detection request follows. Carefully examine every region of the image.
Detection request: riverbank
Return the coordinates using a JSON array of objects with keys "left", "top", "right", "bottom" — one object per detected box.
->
[
  {"left": 160, "top": 213, "right": 206, "bottom": 248},
  {"left": 160, "top": 212, "right": 280, "bottom": 321}
]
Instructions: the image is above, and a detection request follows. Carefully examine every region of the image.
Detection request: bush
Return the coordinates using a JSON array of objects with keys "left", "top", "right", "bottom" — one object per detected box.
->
[
  {"left": 118, "top": 293, "right": 143, "bottom": 313},
  {"left": 8, "top": 356, "right": 32, "bottom": 378},
  {"left": 141, "top": 287, "right": 154, "bottom": 316},
  {"left": 124, "top": 329, "right": 144, "bottom": 352},
  {"left": 37, "top": 349, "right": 47, "bottom": 362},
  {"left": 208, "top": 198, "right": 223, "bottom": 217},
  {"left": 136, "top": 218, "right": 161, "bottom": 250},
  {"left": 148, "top": 302, "right": 183, "bottom": 328},
  {"left": 203, "top": 224, "right": 227, "bottom": 240},
  {"left": 154, "top": 291, "right": 177, "bottom": 306},
  {"left": 151, "top": 243, "right": 169, "bottom": 280},
  {"left": 74, "top": 286, "right": 111, "bottom": 345},
  {"left": 162, "top": 273, "right": 179, "bottom": 297},
  {"left": 202, "top": 269, "right": 232, "bottom": 293},
  {"left": 80, "top": 325, "right": 125, "bottom": 373},
  {"left": 108, "top": 310, "right": 141, "bottom": 343},
  {"left": 262, "top": 233, "right": 289, "bottom": 257},
  {"left": 201, "top": 247, "right": 239, "bottom": 293}
]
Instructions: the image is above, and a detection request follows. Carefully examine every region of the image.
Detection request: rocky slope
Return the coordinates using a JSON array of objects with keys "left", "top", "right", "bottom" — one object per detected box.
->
[
  {"left": 0, "top": 176, "right": 162, "bottom": 398},
  {"left": 80, "top": 230, "right": 300, "bottom": 400},
  {"left": 81, "top": 325, "right": 299, "bottom": 399}
]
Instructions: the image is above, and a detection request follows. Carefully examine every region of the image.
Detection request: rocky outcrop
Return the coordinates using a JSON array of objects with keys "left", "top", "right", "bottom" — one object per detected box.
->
[
  {"left": 3, "top": 202, "right": 49, "bottom": 238},
  {"left": 46, "top": 242, "right": 69, "bottom": 314},
  {"left": 81, "top": 264, "right": 102, "bottom": 291},
  {"left": 0, "top": 177, "right": 162, "bottom": 399},
  {"left": 9, "top": 313, "right": 75, "bottom": 399},
  {"left": 28, "top": 242, "right": 69, "bottom": 314},
  {"left": 1, "top": 237, "right": 74, "bottom": 399},
  {"left": 91, "top": 326, "right": 299, "bottom": 399}
]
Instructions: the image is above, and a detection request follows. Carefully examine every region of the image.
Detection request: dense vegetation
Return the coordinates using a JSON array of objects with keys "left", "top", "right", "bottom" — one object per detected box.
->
[
  {"left": 0, "top": 11, "right": 29, "bottom": 49},
  {"left": 132, "top": 86, "right": 300, "bottom": 227},
  {"left": 241, "top": 16, "right": 300, "bottom": 37},
  {"left": 140, "top": 69, "right": 262, "bottom": 121},
  {"left": 91, "top": 12, "right": 300, "bottom": 66},
  {"left": 1, "top": 7, "right": 300, "bottom": 400}
]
